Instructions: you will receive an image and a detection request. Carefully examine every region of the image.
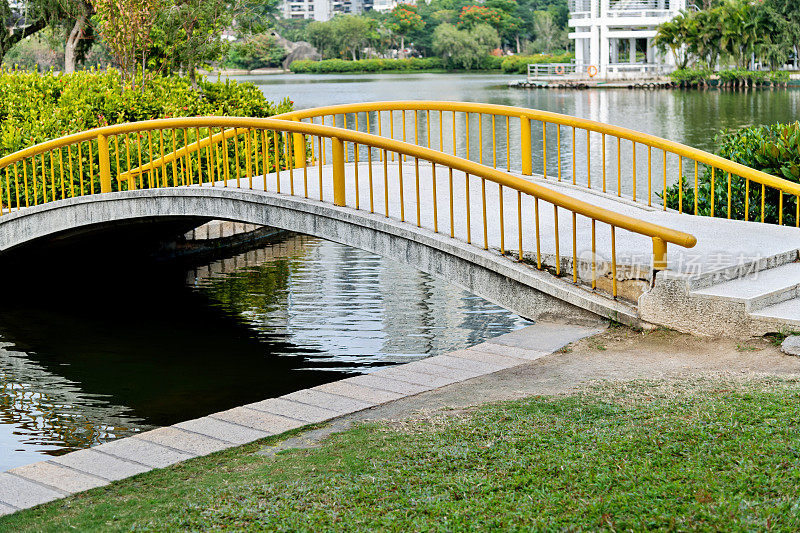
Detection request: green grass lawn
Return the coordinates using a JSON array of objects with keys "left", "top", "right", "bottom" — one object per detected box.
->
[{"left": 4, "top": 378, "right": 800, "bottom": 531}]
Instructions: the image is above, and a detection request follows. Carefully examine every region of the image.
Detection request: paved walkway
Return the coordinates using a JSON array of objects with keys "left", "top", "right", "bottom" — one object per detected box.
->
[
  {"left": 214, "top": 163, "right": 800, "bottom": 276},
  {"left": 0, "top": 320, "right": 604, "bottom": 516}
]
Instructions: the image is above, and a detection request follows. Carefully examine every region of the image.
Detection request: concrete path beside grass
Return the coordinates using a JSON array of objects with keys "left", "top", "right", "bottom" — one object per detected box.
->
[{"left": 0, "top": 319, "right": 606, "bottom": 516}]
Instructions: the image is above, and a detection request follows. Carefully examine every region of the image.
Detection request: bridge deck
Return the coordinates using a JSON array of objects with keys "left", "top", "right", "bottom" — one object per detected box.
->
[{"left": 208, "top": 162, "right": 800, "bottom": 277}]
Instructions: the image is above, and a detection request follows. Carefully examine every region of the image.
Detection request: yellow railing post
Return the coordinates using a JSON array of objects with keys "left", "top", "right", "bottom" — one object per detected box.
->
[
  {"left": 292, "top": 119, "right": 306, "bottom": 168},
  {"left": 652, "top": 237, "right": 667, "bottom": 272},
  {"left": 97, "top": 134, "right": 112, "bottom": 193},
  {"left": 332, "top": 136, "right": 345, "bottom": 206},
  {"left": 520, "top": 116, "right": 532, "bottom": 176}
]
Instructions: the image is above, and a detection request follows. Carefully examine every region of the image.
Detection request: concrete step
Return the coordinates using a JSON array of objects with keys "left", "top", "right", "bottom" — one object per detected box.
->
[
  {"left": 685, "top": 250, "right": 800, "bottom": 291},
  {"left": 751, "top": 298, "right": 800, "bottom": 327},
  {"left": 690, "top": 262, "right": 800, "bottom": 312}
]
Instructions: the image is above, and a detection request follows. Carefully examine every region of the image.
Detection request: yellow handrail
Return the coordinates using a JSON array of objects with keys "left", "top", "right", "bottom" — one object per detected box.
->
[
  {"left": 0, "top": 116, "right": 697, "bottom": 300},
  {"left": 0, "top": 116, "right": 696, "bottom": 247},
  {"left": 123, "top": 101, "right": 799, "bottom": 225},
  {"left": 274, "top": 101, "right": 799, "bottom": 197}
]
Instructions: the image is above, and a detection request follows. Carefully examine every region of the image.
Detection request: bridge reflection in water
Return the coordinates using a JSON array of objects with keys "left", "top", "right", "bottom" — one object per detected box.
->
[{"left": 0, "top": 231, "right": 530, "bottom": 471}]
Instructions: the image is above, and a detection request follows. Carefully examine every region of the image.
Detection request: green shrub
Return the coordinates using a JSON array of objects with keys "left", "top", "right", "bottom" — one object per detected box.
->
[
  {"left": 0, "top": 68, "right": 292, "bottom": 157},
  {"left": 479, "top": 55, "right": 505, "bottom": 70},
  {"left": 663, "top": 122, "right": 800, "bottom": 225},
  {"left": 717, "top": 69, "right": 770, "bottom": 85},
  {"left": 0, "top": 69, "right": 294, "bottom": 206},
  {"left": 500, "top": 53, "right": 574, "bottom": 74},
  {"left": 769, "top": 70, "right": 790, "bottom": 84},
  {"left": 669, "top": 67, "right": 714, "bottom": 85},
  {"left": 673, "top": 68, "right": 788, "bottom": 87},
  {"left": 288, "top": 56, "right": 507, "bottom": 73}
]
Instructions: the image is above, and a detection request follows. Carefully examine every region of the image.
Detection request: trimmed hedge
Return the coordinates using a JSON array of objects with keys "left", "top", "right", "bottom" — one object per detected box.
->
[
  {"left": 289, "top": 56, "right": 505, "bottom": 74},
  {"left": 500, "top": 53, "right": 575, "bottom": 74},
  {"left": 669, "top": 68, "right": 790, "bottom": 88},
  {"left": 0, "top": 68, "right": 293, "bottom": 158}
]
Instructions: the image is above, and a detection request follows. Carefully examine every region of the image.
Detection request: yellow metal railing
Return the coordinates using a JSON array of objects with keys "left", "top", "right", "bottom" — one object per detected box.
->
[
  {"left": 267, "top": 102, "right": 800, "bottom": 226},
  {"left": 0, "top": 116, "right": 696, "bottom": 298}
]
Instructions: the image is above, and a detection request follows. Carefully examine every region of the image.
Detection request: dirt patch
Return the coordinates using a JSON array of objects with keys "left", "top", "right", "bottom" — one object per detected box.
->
[
  {"left": 348, "top": 326, "right": 800, "bottom": 422},
  {"left": 263, "top": 326, "right": 800, "bottom": 452}
]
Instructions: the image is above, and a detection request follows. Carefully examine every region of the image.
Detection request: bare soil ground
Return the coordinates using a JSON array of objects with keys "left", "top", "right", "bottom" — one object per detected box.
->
[
  {"left": 346, "top": 326, "right": 800, "bottom": 423},
  {"left": 258, "top": 326, "right": 800, "bottom": 455}
]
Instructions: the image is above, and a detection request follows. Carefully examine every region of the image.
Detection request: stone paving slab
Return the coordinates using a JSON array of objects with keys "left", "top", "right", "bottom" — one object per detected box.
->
[
  {"left": 372, "top": 367, "right": 462, "bottom": 388},
  {"left": 469, "top": 341, "right": 553, "bottom": 360},
  {"left": 313, "top": 381, "right": 406, "bottom": 404},
  {"left": 175, "top": 416, "right": 270, "bottom": 445},
  {"left": 424, "top": 354, "right": 508, "bottom": 374},
  {"left": 135, "top": 427, "right": 232, "bottom": 456},
  {"left": 0, "top": 321, "right": 606, "bottom": 517},
  {"left": 9, "top": 461, "right": 108, "bottom": 494},
  {"left": 446, "top": 349, "right": 528, "bottom": 369},
  {"left": 281, "top": 389, "right": 375, "bottom": 414},
  {"left": 488, "top": 322, "right": 606, "bottom": 353},
  {"left": 245, "top": 398, "right": 340, "bottom": 423},
  {"left": 95, "top": 438, "right": 195, "bottom": 469},
  {"left": 342, "top": 374, "right": 433, "bottom": 396},
  {"left": 211, "top": 407, "right": 305, "bottom": 435},
  {"left": 401, "top": 361, "right": 485, "bottom": 381},
  {"left": 0, "top": 502, "right": 16, "bottom": 517},
  {"left": 50, "top": 449, "right": 152, "bottom": 482},
  {"left": 0, "top": 473, "right": 65, "bottom": 509}
]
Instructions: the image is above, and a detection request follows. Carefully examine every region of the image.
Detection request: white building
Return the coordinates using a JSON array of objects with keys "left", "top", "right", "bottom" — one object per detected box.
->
[
  {"left": 279, "top": 0, "right": 375, "bottom": 21},
  {"left": 568, "top": 0, "right": 687, "bottom": 78}
]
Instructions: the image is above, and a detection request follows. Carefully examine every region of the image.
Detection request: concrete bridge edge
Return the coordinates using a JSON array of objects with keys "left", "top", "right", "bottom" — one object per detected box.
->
[{"left": 0, "top": 188, "right": 638, "bottom": 326}]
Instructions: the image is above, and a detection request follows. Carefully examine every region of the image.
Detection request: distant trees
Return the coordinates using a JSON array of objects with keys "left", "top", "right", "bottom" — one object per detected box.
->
[
  {"left": 307, "top": 15, "right": 378, "bottom": 60},
  {"left": 226, "top": 34, "right": 286, "bottom": 69},
  {"left": 432, "top": 22, "right": 499, "bottom": 69},
  {"left": 655, "top": 0, "right": 800, "bottom": 70},
  {"left": 294, "top": 0, "right": 567, "bottom": 61},
  {"left": 388, "top": 5, "right": 425, "bottom": 57},
  {"left": 1, "top": 0, "right": 571, "bottom": 72}
]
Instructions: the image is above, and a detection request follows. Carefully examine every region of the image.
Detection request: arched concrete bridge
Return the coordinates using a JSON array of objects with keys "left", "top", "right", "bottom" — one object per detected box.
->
[{"left": 1, "top": 103, "right": 798, "bottom": 336}]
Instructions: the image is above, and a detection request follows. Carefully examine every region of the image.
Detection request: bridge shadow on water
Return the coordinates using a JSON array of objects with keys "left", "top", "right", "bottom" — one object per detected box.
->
[
  {"left": 0, "top": 220, "right": 530, "bottom": 469},
  {"left": 0, "top": 223, "right": 349, "bottom": 426}
]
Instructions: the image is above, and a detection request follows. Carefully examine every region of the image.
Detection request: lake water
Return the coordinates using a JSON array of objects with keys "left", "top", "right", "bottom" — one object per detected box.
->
[
  {"left": 2, "top": 72, "right": 798, "bottom": 471},
  {"left": 236, "top": 72, "right": 800, "bottom": 154},
  {"left": 0, "top": 233, "right": 529, "bottom": 471}
]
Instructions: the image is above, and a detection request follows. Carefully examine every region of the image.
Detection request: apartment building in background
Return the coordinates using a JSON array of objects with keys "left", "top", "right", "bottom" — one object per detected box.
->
[{"left": 280, "top": 0, "right": 383, "bottom": 21}]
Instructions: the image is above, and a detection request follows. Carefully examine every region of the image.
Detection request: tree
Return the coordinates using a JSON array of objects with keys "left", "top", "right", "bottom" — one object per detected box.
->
[
  {"left": 459, "top": 0, "right": 520, "bottom": 51},
  {"left": 0, "top": 0, "right": 64, "bottom": 63},
  {"left": 331, "top": 15, "right": 372, "bottom": 60},
  {"left": 654, "top": 14, "right": 690, "bottom": 68},
  {"left": 226, "top": 33, "right": 286, "bottom": 69},
  {"left": 306, "top": 20, "right": 336, "bottom": 58},
  {"left": 154, "top": 0, "right": 234, "bottom": 89},
  {"left": 93, "top": 0, "right": 165, "bottom": 89},
  {"left": 656, "top": 0, "right": 800, "bottom": 70},
  {"left": 432, "top": 22, "right": 499, "bottom": 69},
  {"left": 305, "top": 15, "right": 377, "bottom": 59},
  {"left": 389, "top": 5, "right": 424, "bottom": 57},
  {"left": 62, "top": 0, "right": 93, "bottom": 73},
  {"left": 457, "top": 6, "right": 503, "bottom": 31},
  {"left": 529, "top": 10, "right": 566, "bottom": 53}
]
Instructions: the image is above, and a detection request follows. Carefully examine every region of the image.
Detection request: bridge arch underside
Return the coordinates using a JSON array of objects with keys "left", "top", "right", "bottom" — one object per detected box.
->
[{"left": 0, "top": 187, "right": 626, "bottom": 325}]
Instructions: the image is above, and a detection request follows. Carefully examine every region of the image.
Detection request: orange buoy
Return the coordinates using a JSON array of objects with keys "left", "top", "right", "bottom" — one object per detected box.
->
[
  {"left": 587, "top": 65, "right": 598, "bottom": 78},
  {"left": 555, "top": 65, "right": 565, "bottom": 75}
]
